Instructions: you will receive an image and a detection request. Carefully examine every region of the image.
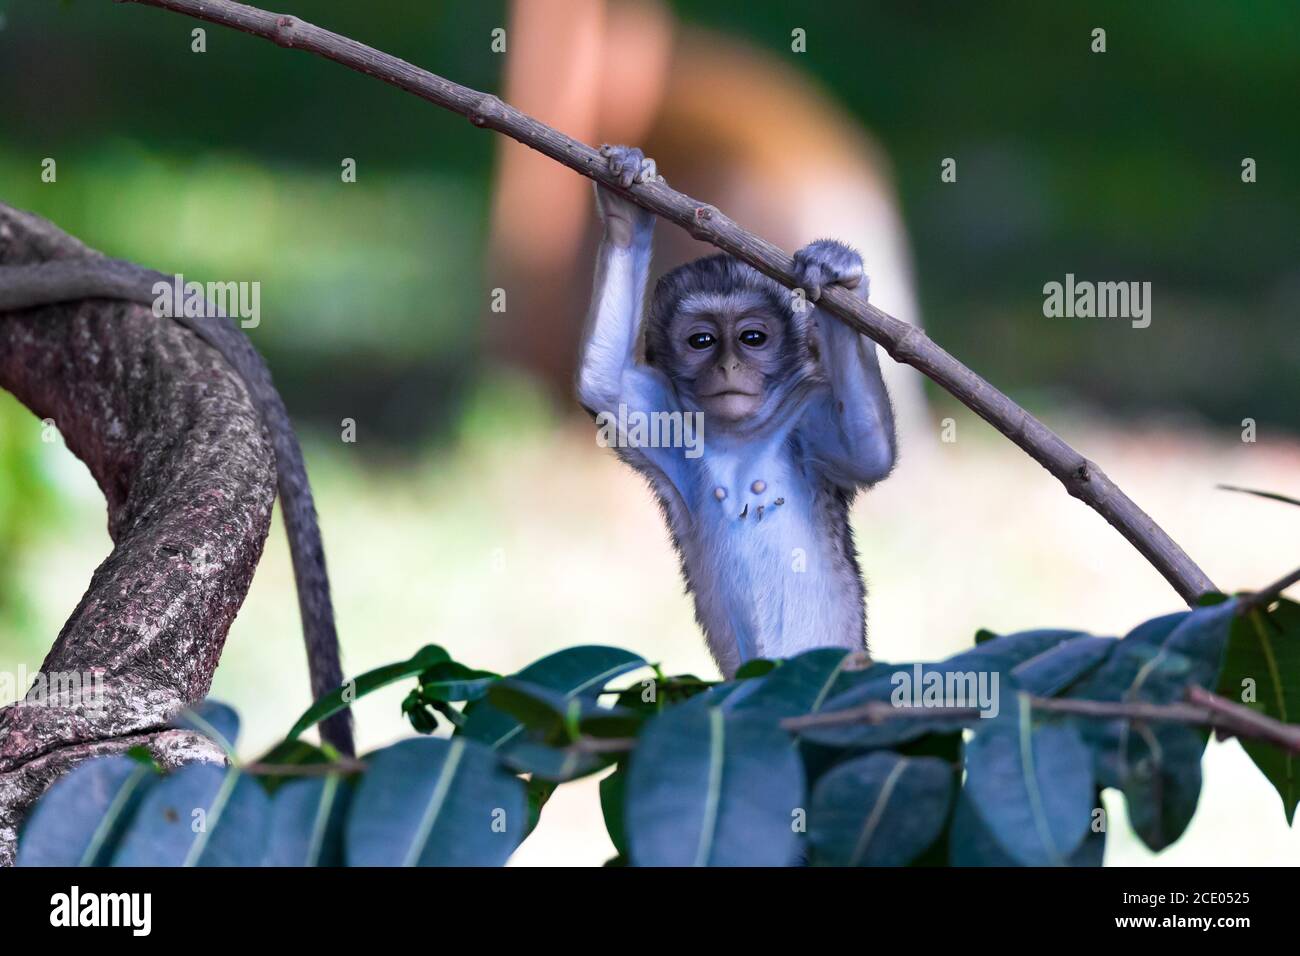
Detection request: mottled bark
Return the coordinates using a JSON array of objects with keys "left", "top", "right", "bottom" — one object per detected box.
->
[{"left": 0, "top": 203, "right": 275, "bottom": 863}]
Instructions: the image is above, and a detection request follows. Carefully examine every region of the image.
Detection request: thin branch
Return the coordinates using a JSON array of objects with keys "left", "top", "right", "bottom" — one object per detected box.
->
[
  {"left": 781, "top": 701, "right": 984, "bottom": 730},
  {"left": 118, "top": 0, "right": 1215, "bottom": 605},
  {"left": 777, "top": 686, "right": 1300, "bottom": 754},
  {"left": 1236, "top": 565, "right": 1300, "bottom": 617},
  {"left": 241, "top": 757, "right": 367, "bottom": 777},
  {"left": 570, "top": 736, "right": 636, "bottom": 755},
  {"left": 1185, "top": 683, "right": 1300, "bottom": 749}
]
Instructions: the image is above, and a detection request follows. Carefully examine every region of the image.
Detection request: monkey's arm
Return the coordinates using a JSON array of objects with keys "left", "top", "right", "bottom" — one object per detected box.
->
[
  {"left": 795, "top": 240, "right": 897, "bottom": 487},
  {"left": 0, "top": 254, "right": 354, "bottom": 755},
  {"left": 576, "top": 157, "right": 694, "bottom": 498},
  {"left": 575, "top": 227, "right": 668, "bottom": 415},
  {"left": 575, "top": 147, "right": 666, "bottom": 412}
]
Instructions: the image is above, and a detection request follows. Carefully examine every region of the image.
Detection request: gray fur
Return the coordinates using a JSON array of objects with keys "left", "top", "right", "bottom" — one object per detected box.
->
[{"left": 578, "top": 152, "right": 896, "bottom": 675}]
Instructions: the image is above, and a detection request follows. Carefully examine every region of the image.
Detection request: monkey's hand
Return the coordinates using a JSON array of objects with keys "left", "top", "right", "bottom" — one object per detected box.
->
[
  {"left": 595, "top": 144, "right": 661, "bottom": 248},
  {"left": 792, "top": 239, "right": 868, "bottom": 302}
]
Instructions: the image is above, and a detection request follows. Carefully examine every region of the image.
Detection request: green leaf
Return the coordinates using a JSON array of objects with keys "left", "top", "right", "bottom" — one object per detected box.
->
[
  {"left": 808, "top": 752, "right": 954, "bottom": 866},
  {"left": 730, "top": 647, "right": 880, "bottom": 720},
  {"left": 734, "top": 658, "right": 780, "bottom": 679},
  {"left": 460, "top": 646, "right": 646, "bottom": 749},
  {"left": 403, "top": 690, "right": 442, "bottom": 735},
  {"left": 247, "top": 739, "right": 333, "bottom": 794},
  {"left": 125, "top": 745, "right": 162, "bottom": 772},
  {"left": 963, "top": 694, "right": 1094, "bottom": 866},
  {"left": 18, "top": 756, "right": 159, "bottom": 867},
  {"left": 525, "top": 778, "right": 557, "bottom": 838},
  {"left": 1216, "top": 484, "right": 1300, "bottom": 508},
  {"left": 499, "top": 740, "right": 612, "bottom": 783},
  {"left": 1011, "top": 635, "right": 1115, "bottom": 697},
  {"left": 624, "top": 697, "right": 805, "bottom": 866},
  {"left": 112, "top": 766, "right": 270, "bottom": 866},
  {"left": 959, "top": 629, "right": 1095, "bottom": 666},
  {"left": 173, "top": 700, "right": 241, "bottom": 756},
  {"left": 1120, "top": 724, "right": 1204, "bottom": 850},
  {"left": 418, "top": 660, "right": 499, "bottom": 702},
  {"left": 262, "top": 776, "right": 352, "bottom": 866},
  {"left": 488, "top": 679, "right": 641, "bottom": 739},
  {"left": 600, "top": 768, "right": 629, "bottom": 858},
  {"left": 1117, "top": 601, "right": 1235, "bottom": 689},
  {"left": 429, "top": 699, "right": 467, "bottom": 729},
  {"left": 1160, "top": 600, "right": 1237, "bottom": 687},
  {"left": 950, "top": 786, "right": 1105, "bottom": 867},
  {"left": 1070, "top": 640, "right": 1208, "bottom": 850},
  {"left": 797, "top": 661, "right": 999, "bottom": 749},
  {"left": 345, "top": 737, "right": 526, "bottom": 866},
  {"left": 1217, "top": 599, "right": 1300, "bottom": 824},
  {"left": 613, "top": 673, "right": 715, "bottom": 713},
  {"left": 1069, "top": 603, "right": 1236, "bottom": 846},
  {"left": 286, "top": 644, "right": 450, "bottom": 741},
  {"left": 487, "top": 680, "right": 579, "bottom": 737},
  {"left": 484, "top": 679, "right": 637, "bottom": 782}
]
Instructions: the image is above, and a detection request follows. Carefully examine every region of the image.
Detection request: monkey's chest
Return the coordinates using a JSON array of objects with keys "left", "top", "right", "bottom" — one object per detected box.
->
[
  {"left": 680, "top": 459, "right": 854, "bottom": 660},
  {"left": 691, "top": 470, "right": 825, "bottom": 579}
]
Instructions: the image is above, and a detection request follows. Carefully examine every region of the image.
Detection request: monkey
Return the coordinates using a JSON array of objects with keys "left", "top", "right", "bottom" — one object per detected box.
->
[
  {"left": 0, "top": 244, "right": 354, "bottom": 755},
  {"left": 576, "top": 145, "right": 897, "bottom": 677}
]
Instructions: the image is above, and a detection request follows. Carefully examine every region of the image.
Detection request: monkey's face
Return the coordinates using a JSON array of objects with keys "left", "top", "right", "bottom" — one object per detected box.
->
[
  {"left": 646, "top": 255, "right": 817, "bottom": 430},
  {"left": 670, "top": 308, "right": 786, "bottom": 423}
]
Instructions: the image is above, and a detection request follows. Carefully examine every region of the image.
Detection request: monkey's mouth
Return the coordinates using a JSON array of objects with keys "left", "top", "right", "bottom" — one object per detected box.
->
[{"left": 702, "top": 389, "right": 759, "bottom": 400}]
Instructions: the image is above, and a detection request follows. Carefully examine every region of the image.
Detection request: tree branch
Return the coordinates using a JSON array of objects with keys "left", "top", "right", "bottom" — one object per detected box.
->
[
  {"left": 0, "top": 205, "right": 277, "bottom": 864},
  {"left": 117, "top": 0, "right": 1215, "bottom": 605},
  {"left": 778, "top": 685, "right": 1300, "bottom": 755},
  {"left": 1236, "top": 565, "right": 1300, "bottom": 616},
  {"left": 564, "top": 681, "right": 1300, "bottom": 759}
]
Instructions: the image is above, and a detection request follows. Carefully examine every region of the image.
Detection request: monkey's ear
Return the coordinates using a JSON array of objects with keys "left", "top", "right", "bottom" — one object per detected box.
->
[
  {"left": 796, "top": 312, "right": 829, "bottom": 385},
  {"left": 805, "top": 323, "right": 822, "bottom": 363}
]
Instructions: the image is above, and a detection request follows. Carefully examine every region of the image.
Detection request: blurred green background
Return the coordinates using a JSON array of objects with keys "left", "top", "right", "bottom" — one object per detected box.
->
[{"left": 1, "top": 0, "right": 1298, "bottom": 864}]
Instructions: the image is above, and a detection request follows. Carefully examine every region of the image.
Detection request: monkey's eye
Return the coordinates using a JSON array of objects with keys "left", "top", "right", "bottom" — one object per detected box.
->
[
  {"left": 687, "top": 332, "right": 716, "bottom": 350},
  {"left": 739, "top": 329, "right": 768, "bottom": 347}
]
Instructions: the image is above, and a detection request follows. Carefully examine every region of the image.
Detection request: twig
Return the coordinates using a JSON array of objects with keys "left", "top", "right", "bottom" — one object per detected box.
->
[
  {"left": 781, "top": 701, "right": 983, "bottom": 730},
  {"left": 1236, "top": 565, "right": 1300, "bottom": 617},
  {"left": 116, "top": 0, "right": 1215, "bottom": 605},
  {"left": 570, "top": 736, "right": 636, "bottom": 755},
  {"left": 1185, "top": 683, "right": 1300, "bottom": 749},
  {"left": 778, "top": 687, "right": 1300, "bottom": 754},
  {"left": 241, "top": 757, "right": 367, "bottom": 777}
]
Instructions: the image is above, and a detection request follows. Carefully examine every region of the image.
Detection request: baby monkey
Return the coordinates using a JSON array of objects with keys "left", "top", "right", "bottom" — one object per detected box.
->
[{"left": 577, "top": 145, "right": 896, "bottom": 676}]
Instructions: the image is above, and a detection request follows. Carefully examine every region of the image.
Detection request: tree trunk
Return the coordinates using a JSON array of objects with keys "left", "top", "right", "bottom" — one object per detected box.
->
[{"left": 0, "top": 203, "right": 274, "bottom": 865}]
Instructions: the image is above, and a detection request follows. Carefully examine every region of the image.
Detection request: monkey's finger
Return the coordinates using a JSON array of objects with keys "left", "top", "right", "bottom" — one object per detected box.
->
[
  {"left": 635, "top": 158, "right": 658, "bottom": 184},
  {"left": 795, "top": 263, "right": 827, "bottom": 301}
]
